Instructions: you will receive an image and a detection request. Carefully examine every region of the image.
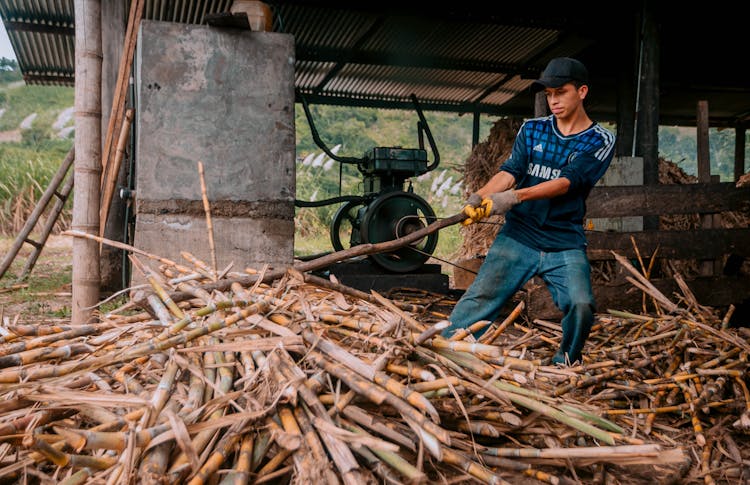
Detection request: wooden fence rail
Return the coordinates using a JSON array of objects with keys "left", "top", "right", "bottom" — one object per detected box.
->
[{"left": 527, "top": 182, "right": 750, "bottom": 315}]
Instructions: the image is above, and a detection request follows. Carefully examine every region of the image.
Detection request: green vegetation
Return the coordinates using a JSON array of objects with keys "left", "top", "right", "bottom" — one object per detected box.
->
[
  {"left": 0, "top": 61, "right": 75, "bottom": 236},
  {"left": 294, "top": 103, "right": 497, "bottom": 261},
  {"left": 0, "top": 59, "right": 746, "bottom": 270}
]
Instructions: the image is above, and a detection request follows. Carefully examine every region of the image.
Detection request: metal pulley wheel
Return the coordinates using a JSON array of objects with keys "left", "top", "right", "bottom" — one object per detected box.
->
[
  {"left": 329, "top": 200, "right": 367, "bottom": 251},
  {"left": 360, "top": 191, "right": 438, "bottom": 272}
]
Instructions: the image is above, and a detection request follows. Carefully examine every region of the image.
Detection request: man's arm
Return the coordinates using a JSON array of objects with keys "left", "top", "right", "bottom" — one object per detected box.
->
[
  {"left": 475, "top": 171, "right": 516, "bottom": 198},
  {"left": 515, "top": 177, "right": 570, "bottom": 202}
]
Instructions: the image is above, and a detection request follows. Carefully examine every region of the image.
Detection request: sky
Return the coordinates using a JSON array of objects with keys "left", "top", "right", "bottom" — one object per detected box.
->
[{"left": 0, "top": 21, "right": 16, "bottom": 60}]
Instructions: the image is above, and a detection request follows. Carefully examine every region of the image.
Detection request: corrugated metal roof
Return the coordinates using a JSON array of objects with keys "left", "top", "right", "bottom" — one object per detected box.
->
[
  {"left": 2, "top": 1, "right": 749, "bottom": 124},
  {"left": 0, "top": 0, "right": 574, "bottom": 116},
  {"left": 0, "top": 0, "right": 74, "bottom": 85}
]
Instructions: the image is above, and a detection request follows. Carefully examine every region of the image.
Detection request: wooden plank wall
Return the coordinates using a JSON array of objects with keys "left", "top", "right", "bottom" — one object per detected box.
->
[{"left": 526, "top": 182, "right": 750, "bottom": 317}]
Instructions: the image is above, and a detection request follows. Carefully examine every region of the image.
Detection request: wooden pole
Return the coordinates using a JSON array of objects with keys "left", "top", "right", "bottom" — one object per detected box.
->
[
  {"left": 697, "top": 101, "right": 711, "bottom": 183},
  {"left": 735, "top": 123, "right": 746, "bottom": 182},
  {"left": 696, "top": 101, "right": 714, "bottom": 277},
  {"left": 72, "top": 0, "right": 103, "bottom": 324},
  {"left": 636, "top": 0, "right": 660, "bottom": 230},
  {"left": 534, "top": 91, "right": 548, "bottom": 118},
  {"left": 471, "top": 111, "right": 480, "bottom": 148}
]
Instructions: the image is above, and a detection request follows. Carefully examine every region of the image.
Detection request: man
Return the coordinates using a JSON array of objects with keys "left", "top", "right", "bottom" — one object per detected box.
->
[{"left": 443, "top": 57, "right": 616, "bottom": 365}]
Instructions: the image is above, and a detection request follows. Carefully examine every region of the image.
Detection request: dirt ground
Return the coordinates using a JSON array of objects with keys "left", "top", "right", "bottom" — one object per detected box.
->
[{"left": 0, "top": 234, "right": 74, "bottom": 320}]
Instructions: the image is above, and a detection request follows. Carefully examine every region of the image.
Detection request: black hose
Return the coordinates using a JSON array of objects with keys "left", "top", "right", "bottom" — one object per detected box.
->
[{"left": 294, "top": 195, "right": 367, "bottom": 208}]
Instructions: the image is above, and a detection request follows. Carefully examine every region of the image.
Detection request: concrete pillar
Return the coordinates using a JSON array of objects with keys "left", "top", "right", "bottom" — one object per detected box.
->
[{"left": 132, "top": 21, "right": 296, "bottom": 284}]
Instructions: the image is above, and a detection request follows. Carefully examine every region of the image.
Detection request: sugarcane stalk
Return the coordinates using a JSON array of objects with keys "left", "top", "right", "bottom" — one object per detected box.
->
[
  {"left": 272, "top": 349, "right": 362, "bottom": 480},
  {"left": 0, "top": 325, "right": 98, "bottom": 358},
  {"left": 0, "top": 298, "right": 272, "bottom": 384},
  {"left": 186, "top": 419, "right": 246, "bottom": 485},
  {"left": 249, "top": 426, "right": 273, "bottom": 473},
  {"left": 340, "top": 405, "right": 416, "bottom": 452},
  {"left": 302, "top": 272, "right": 423, "bottom": 312},
  {"left": 700, "top": 436, "right": 716, "bottom": 485},
  {"left": 409, "top": 377, "right": 461, "bottom": 393},
  {"left": 602, "top": 399, "right": 733, "bottom": 415},
  {"left": 456, "top": 420, "right": 500, "bottom": 438},
  {"left": 196, "top": 161, "right": 218, "bottom": 278},
  {"left": 441, "top": 446, "right": 511, "bottom": 485},
  {"left": 167, "top": 348, "right": 236, "bottom": 482},
  {"left": 218, "top": 433, "right": 253, "bottom": 485},
  {"left": 182, "top": 353, "right": 206, "bottom": 416},
  {"left": 0, "top": 342, "right": 94, "bottom": 368},
  {"left": 386, "top": 363, "right": 436, "bottom": 382},
  {"left": 144, "top": 293, "right": 174, "bottom": 327},
  {"left": 136, "top": 399, "right": 181, "bottom": 482},
  {"left": 344, "top": 422, "right": 426, "bottom": 484},
  {"left": 446, "top": 319, "right": 490, "bottom": 342},
  {"left": 328, "top": 352, "right": 393, "bottom": 417},
  {"left": 58, "top": 468, "right": 92, "bottom": 485},
  {"left": 481, "top": 443, "right": 663, "bottom": 459},
  {"left": 427, "top": 338, "right": 503, "bottom": 358},
  {"left": 0, "top": 409, "right": 72, "bottom": 442},
  {"left": 141, "top": 354, "right": 179, "bottom": 428},
  {"left": 305, "top": 350, "right": 451, "bottom": 448},
  {"left": 555, "top": 366, "right": 639, "bottom": 397},
  {"left": 130, "top": 255, "right": 185, "bottom": 319},
  {"left": 1, "top": 323, "right": 74, "bottom": 340},
  {"left": 320, "top": 313, "right": 380, "bottom": 333},
  {"left": 478, "top": 300, "right": 525, "bottom": 344},
  {"left": 679, "top": 382, "right": 706, "bottom": 447},
  {"left": 291, "top": 404, "right": 341, "bottom": 485}
]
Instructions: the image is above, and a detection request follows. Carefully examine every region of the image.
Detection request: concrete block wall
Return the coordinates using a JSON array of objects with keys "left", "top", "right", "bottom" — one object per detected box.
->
[{"left": 132, "top": 20, "right": 295, "bottom": 283}]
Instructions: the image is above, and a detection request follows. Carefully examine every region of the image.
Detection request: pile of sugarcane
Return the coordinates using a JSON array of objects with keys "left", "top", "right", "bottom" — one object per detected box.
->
[{"left": 0, "top": 244, "right": 747, "bottom": 484}]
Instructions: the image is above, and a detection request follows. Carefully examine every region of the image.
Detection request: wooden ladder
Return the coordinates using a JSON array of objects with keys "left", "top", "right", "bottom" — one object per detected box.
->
[{"left": 0, "top": 148, "right": 75, "bottom": 280}]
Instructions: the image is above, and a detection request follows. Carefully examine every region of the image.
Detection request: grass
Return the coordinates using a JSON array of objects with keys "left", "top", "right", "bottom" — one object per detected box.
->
[
  {"left": 0, "top": 84, "right": 74, "bottom": 132},
  {"left": 0, "top": 234, "right": 73, "bottom": 319},
  {"left": 0, "top": 142, "right": 74, "bottom": 237}
]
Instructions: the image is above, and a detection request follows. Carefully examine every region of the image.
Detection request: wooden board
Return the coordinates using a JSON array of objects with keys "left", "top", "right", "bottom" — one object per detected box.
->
[
  {"left": 586, "top": 228, "right": 750, "bottom": 261},
  {"left": 586, "top": 183, "right": 750, "bottom": 217}
]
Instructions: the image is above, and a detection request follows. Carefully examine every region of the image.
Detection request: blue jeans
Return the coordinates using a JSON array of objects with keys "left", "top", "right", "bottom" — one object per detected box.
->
[{"left": 443, "top": 234, "right": 595, "bottom": 364}]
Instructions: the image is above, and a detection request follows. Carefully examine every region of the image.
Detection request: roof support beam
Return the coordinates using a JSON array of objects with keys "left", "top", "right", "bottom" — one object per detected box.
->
[
  {"left": 23, "top": 73, "right": 75, "bottom": 85},
  {"left": 298, "top": 45, "right": 540, "bottom": 77},
  {"left": 4, "top": 20, "right": 74, "bottom": 36},
  {"left": 296, "top": 91, "right": 530, "bottom": 117}
]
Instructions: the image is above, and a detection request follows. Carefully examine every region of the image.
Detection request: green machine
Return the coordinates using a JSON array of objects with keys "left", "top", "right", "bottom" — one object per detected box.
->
[{"left": 297, "top": 94, "right": 440, "bottom": 273}]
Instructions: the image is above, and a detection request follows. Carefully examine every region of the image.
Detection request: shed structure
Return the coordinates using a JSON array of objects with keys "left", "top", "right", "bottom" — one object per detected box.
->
[{"left": 0, "top": 0, "right": 748, "bottom": 318}]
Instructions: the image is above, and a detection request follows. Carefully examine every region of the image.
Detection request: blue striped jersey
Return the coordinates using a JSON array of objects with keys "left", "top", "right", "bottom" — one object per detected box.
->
[{"left": 498, "top": 115, "right": 616, "bottom": 251}]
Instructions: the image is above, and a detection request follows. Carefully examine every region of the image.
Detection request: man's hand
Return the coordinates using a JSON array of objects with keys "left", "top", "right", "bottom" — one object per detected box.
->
[
  {"left": 484, "top": 190, "right": 520, "bottom": 216},
  {"left": 462, "top": 193, "right": 488, "bottom": 225}
]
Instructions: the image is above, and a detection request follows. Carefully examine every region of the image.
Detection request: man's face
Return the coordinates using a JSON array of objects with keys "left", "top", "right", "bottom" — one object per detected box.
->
[{"left": 544, "top": 83, "right": 588, "bottom": 120}]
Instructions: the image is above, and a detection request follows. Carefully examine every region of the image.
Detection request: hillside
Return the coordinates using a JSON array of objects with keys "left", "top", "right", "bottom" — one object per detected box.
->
[{"left": 0, "top": 57, "right": 744, "bottom": 258}]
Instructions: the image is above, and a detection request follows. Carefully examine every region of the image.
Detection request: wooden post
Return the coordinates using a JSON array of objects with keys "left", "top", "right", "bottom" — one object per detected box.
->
[
  {"left": 615, "top": 22, "right": 636, "bottom": 158},
  {"left": 72, "top": 0, "right": 102, "bottom": 324},
  {"left": 697, "top": 101, "right": 710, "bottom": 183},
  {"left": 735, "top": 123, "right": 746, "bottom": 182},
  {"left": 534, "top": 91, "right": 548, "bottom": 118},
  {"left": 472, "top": 110, "right": 480, "bottom": 148},
  {"left": 636, "top": 0, "right": 660, "bottom": 231},
  {"left": 696, "top": 100, "right": 716, "bottom": 276}
]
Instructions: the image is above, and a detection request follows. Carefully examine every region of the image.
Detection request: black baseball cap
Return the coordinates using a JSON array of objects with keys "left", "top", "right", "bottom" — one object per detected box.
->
[{"left": 531, "top": 57, "right": 589, "bottom": 91}]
